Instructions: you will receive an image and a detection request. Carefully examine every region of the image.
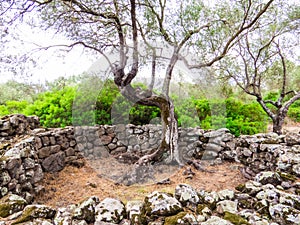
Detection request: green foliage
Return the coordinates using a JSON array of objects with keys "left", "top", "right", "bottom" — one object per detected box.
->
[
  {"left": 192, "top": 98, "right": 268, "bottom": 136},
  {"left": 6, "top": 101, "right": 29, "bottom": 114},
  {"left": 288, "top": 100, "right": 300, "bottom": 122},
  {"left": 95, "top": 80, "right": 120, "bottom": 125},
  {"left": 0, "top": 105, "right": 9, "bottom": 116},
  {"left": 175, "top": 97, "right": 200, "bottom": 128},
  {"left": 24, "top": 87, "right": 75, "bottom": 128},
  {"left": 129, "top": 105, "right": 160, "bottom": 125},
  {"left": 0, "top": 101, "right": 29, "bottom": 116}
]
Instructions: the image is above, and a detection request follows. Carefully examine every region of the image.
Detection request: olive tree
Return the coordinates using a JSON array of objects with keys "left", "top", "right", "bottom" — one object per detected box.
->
[
  {"left": 1, "top": 0, "right": 276, "bottom": 164},
  {"left": 221, "top": 2, "right": 300, "bottom": 134}
]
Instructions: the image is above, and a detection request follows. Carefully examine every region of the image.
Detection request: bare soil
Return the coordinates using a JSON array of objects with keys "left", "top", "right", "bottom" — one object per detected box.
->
[
  {"left": 268, "top": 120, "right": 300, "bottom": 133},
  {"left": 35, "top": 160, "right": 247, "bottom": 208}
]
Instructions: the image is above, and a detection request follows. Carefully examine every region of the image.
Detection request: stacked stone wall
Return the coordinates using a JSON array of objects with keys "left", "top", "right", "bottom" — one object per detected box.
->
[{"left": 0, "top": 114, "right": 39, "bottom": 138}]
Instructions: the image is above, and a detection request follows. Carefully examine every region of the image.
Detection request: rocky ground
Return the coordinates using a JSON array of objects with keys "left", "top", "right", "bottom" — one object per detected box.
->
[{"left": 1, "top": 168, "right": 300, "bottom": 225}]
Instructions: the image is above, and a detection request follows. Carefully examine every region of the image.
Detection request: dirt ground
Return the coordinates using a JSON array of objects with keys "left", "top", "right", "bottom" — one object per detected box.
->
[
  {"left": 268, "top": 120, "right": 300, "bottom": 133},
  {"left": 35, "top": 160, "right": 247, "bottom": 207}
]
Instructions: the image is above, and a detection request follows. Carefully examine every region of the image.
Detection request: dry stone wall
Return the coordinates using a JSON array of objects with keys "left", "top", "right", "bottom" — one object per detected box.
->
[{"left": 0, "top": 114, "right": 39, "bottom": 138}]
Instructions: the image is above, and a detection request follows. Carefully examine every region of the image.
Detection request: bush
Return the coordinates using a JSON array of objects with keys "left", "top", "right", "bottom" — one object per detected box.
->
[
  {"left": 191, "top": 98, "right": 268, "bottom": 136},
  {"left": 288, "top": 103, "right": 300, "bottom": 122},
  {"left": 95, "top": 80, "right": 120, "bottom": 125},
  {"left": 0, "top": 100, "right": 29, "bottom": 116},
  {"left": 24, "top": 87, "right": 75, "bottom": 127},
  {"left": 0, "top": 105, "right": 9, "bottom": 116}
]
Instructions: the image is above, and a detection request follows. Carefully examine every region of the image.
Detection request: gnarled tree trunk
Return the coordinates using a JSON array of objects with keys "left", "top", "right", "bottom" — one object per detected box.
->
[
  {"left": 120, "top": 85, "right": 181, "bottom": 165},
  {"left": 272, "top": 115, "right": 285, "bottom": 135}
]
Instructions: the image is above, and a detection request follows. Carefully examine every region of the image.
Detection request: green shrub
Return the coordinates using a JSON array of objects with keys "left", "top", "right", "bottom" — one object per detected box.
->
[
  {"left": 0, "top": 105, "right": 9, "bottom": 116},
  {"left": 191, "top": 98, "right": 268, "bottom": 136},
  {"left": 288, "top": 104, "right": 300, "bottom": 122},
  {"left": 24, "top": 87, "right": 75, "bottom": 127},
  {"left": 95, "top": 80, "right": 120, "bottom": 125},
  {"left": 0, "top": 101, "right": 29, "bottom": 116}
]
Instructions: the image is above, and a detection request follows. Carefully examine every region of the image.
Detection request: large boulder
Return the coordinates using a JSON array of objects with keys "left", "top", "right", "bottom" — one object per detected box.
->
[
  {"left": 95, "top": 198, "right": 126, "bottom": 224},
  {"left": 0, "top": 194, "right": 27, "bottom": 218},
  {"left": 200, "top": 216, "right": 234, "bottom": 225},
  {"left": 143, "top": 191, "right": 182, "bottom": 219},
  {"left": 73, "top": 196, "right": 99, "bottom": 223},
  {"left": 174, "top": 184, "right": 199, "bottom": 207},
  {"left": 12, "top": 205, "right": 56, "bottom": 224}
]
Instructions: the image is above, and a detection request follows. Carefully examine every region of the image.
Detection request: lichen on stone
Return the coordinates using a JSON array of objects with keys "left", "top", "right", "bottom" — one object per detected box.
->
[
  {"left": 224, "top": 211, "right": 250, "bottom": 225},
  {"left": 164, "top": 212, "right": 187, "bottom": 225}
]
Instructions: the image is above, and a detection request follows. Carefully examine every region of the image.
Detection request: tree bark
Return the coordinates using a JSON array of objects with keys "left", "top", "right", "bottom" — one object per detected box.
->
[
  {"left": 119, "top": 84, "right": 181, "bottom": 165},
  {"left": 272, "top": 115, "right": 285, "bottom": 135}
]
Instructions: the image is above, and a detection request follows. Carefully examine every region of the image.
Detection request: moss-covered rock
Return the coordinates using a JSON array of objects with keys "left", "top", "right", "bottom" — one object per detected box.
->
[
  {"left": 235, "top": 181, "right": 262, "bottom": 196},
  {"left": 126, "top": 200, "right": 145, "bottom": 225},
  {"left": 201, "top": 215, "right": 234, "bottom": 225},
  {"left": 198, "top": 190, "right": 219, "bottom": 210},
  {"left": 277, "top": 190, "right": 300, "bottom": 210},
  {"left": 73, "top": 196, "right": 99, "bottom": 223},
  {"left": 218, "top": 189, "right": 235, "bottom": 201},
  {"left": 15, "top": 218, "right": 53, "bottom": 225},
  {"left": 0, "top": 194, "right": 27, "bottom": 218},
  {"left": 143, "top": 191, "right": 182, "bottom": 220},
  {"left": 278, "top": 172, "right": 297, "bottom": 182},
  {"left": 216, "top": 200, "right": 238, "bottom": 214},
  {"left": 269, "top": 204, "right": 300, "bottom": 225},
  {"left": 255, "top": 171, "right": 282, "bottom": 186},
  {"left": 164, "top": 212, "right": 187, "bottom": 225},
  {"left": 0, "top": 170, "right": 11, "bottom": 187},
  {"left": 235, "top": 184, "right": 246, "bottom": 192},
  {"left": 174, "top": 184, "right": 199, "bottom": 207},
  {"left": 224, "top": 211, "right": 250, "bottom": 225},
  {"left": 54, "top": 205, "right": 76, "bottom": 225},
  {"left": 11, "top": 205, "right": 56, "bottom": 224}
]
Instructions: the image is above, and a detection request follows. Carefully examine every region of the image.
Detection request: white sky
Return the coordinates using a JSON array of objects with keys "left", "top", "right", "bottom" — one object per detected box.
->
[{"left": 1, "top": 23, "right": 94, "bottom": 84}]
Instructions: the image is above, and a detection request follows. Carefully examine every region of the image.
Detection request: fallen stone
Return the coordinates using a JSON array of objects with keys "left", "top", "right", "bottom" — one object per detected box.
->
[
  {"left": 200, "top": 215, "right": 234, "bottom": 225},
  {"left": 255, "top": 171, "right": 282, "bottom": 186},
  {"left": 144, "top": 191, "right": 182, "bottom": 218},
  {"left": 0, "top": 194, "right": 27, "bottom": 218},
  {"left": 174, "top": 183, "right": 199, "bottom": 207},
  {"left": 54, "top": 205, "right": 76, "bottom": 225},
  {"left": 42, "top": 151, "right": 65, "bottom": 172},
  {"left": 12, "top": 204, "right": 56, "bottom": 224},
  {"left": 216, "top": 200, "right": 238, "bottom": 214},
  {"left": 73, "top": 196, "right": 99, "bottom": 223},
  {"left": 95, "top": 198, "right": 126, "bottom": 224}
]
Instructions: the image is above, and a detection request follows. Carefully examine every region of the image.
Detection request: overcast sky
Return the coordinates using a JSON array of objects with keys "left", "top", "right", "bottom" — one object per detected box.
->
[{"left": 1, "top": 22, "right": 94, "bottom": 84}]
